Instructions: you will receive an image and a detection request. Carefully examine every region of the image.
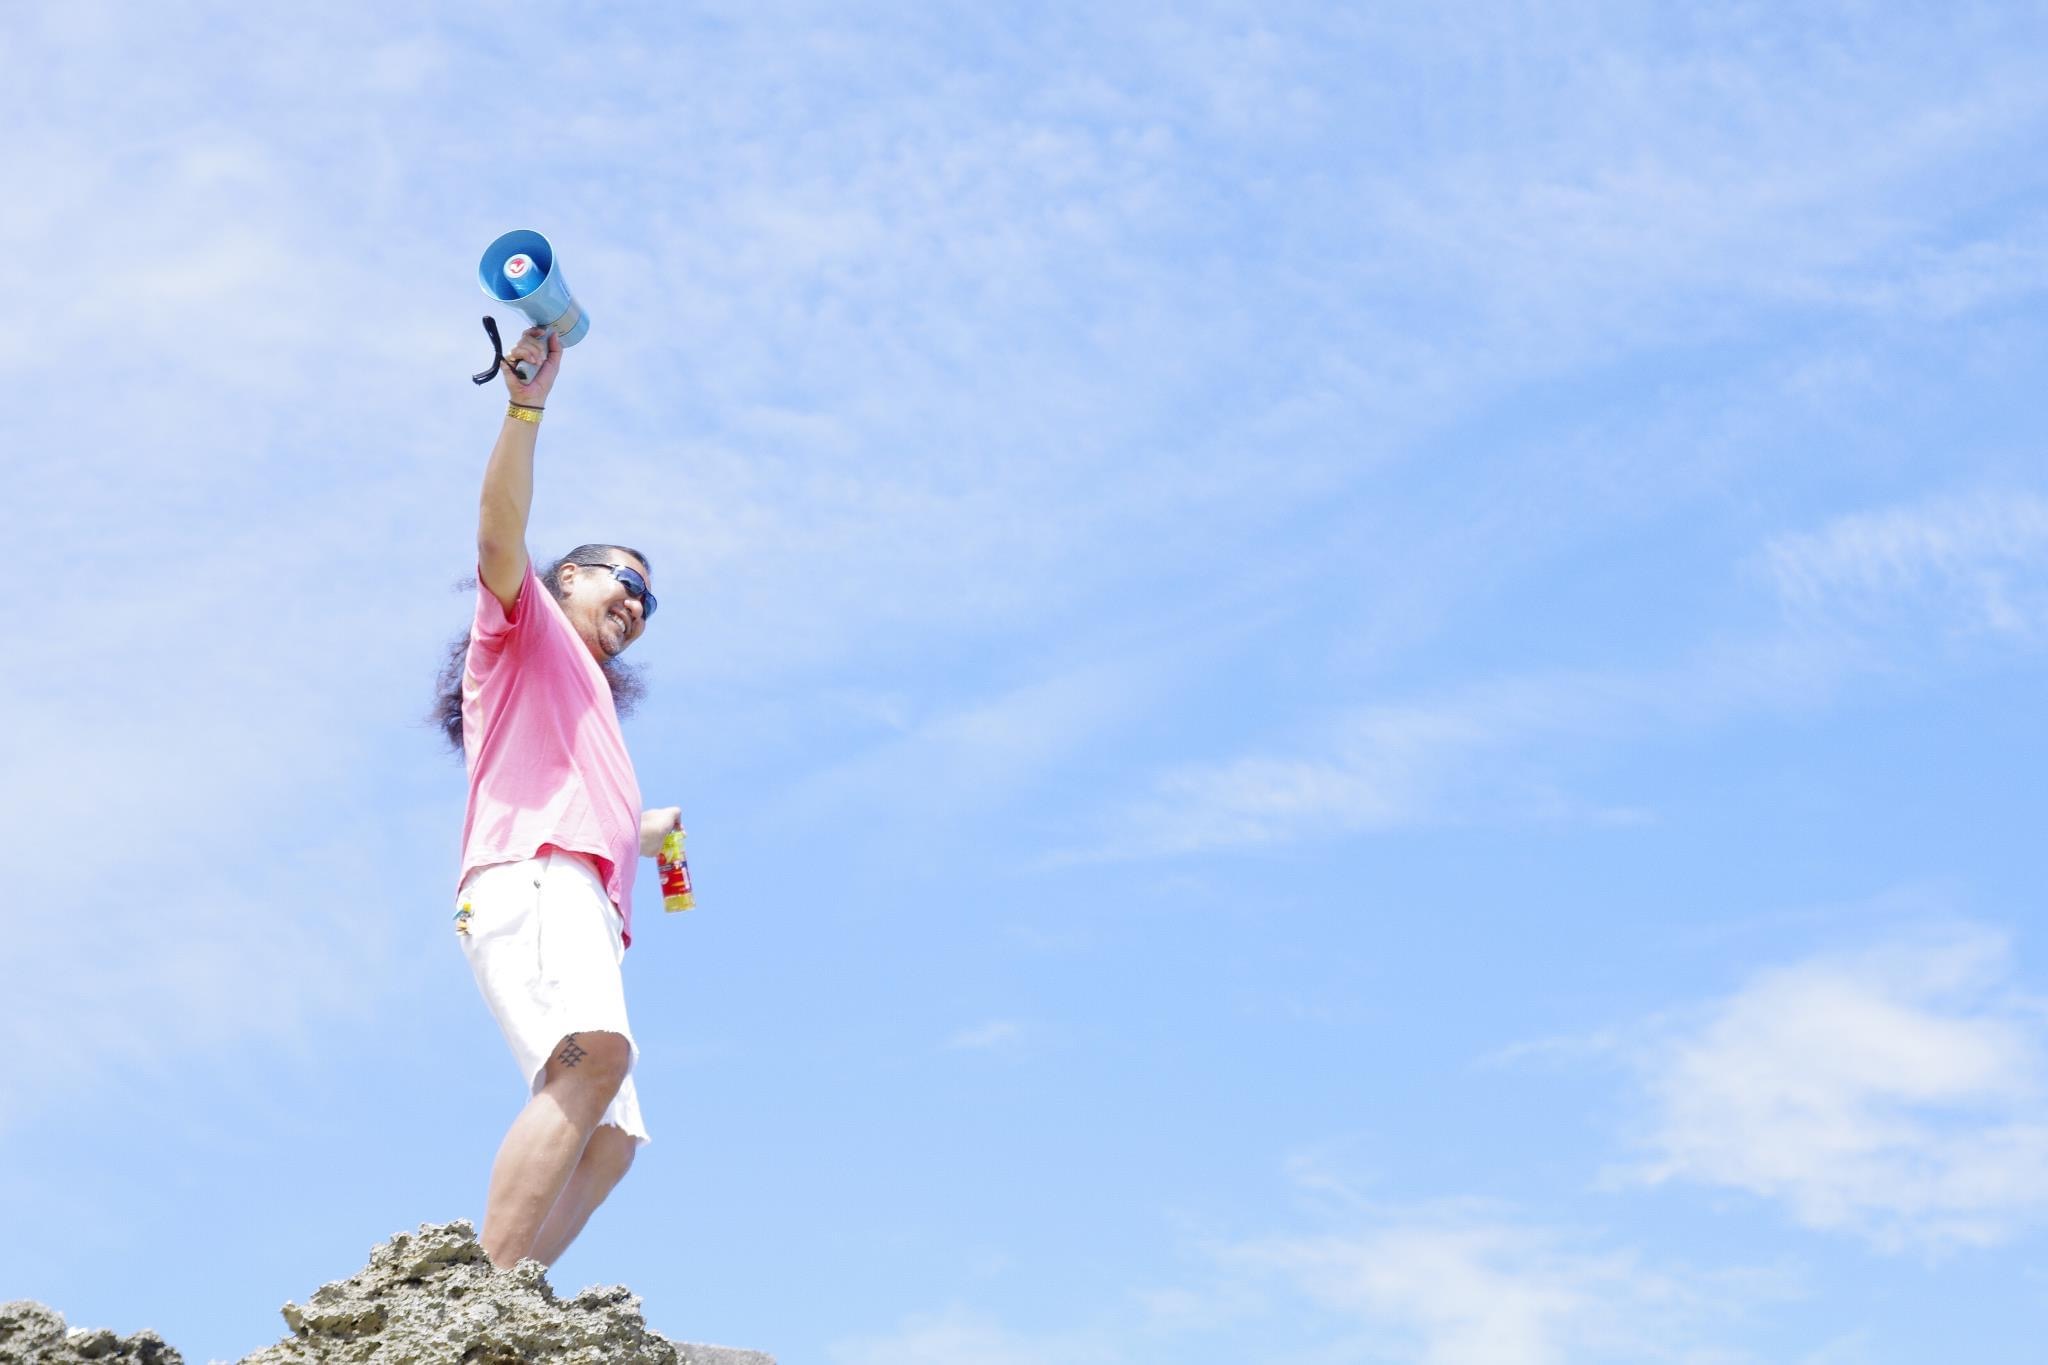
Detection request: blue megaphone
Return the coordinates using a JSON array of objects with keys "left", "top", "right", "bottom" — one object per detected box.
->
[{"left": 477, "top": 230, "right": 589, "bottom": 381}]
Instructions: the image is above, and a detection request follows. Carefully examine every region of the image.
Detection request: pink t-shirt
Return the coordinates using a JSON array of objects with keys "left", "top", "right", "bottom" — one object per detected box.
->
[{"left": 458, "top": 560, "right": 644, "bottom": 946}]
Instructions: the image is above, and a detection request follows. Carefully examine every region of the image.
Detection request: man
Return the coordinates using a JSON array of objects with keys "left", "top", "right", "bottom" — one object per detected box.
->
[{"left": 446, "top": 324, "right": 677, "bottom": 1269}]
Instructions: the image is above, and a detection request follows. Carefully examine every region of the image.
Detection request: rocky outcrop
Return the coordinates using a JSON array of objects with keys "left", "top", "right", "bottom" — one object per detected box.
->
[
  {"left": 3, "top": 1221, "right": 771, "bottom": 1365},
  {"left": 0, "top": 1303, "right": 181, "bottom": 1365}
]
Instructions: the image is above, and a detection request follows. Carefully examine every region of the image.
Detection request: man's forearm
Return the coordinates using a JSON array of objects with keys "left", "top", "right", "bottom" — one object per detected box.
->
[{"left": 479, "top": 414, "right": 539, "bottom": 603}]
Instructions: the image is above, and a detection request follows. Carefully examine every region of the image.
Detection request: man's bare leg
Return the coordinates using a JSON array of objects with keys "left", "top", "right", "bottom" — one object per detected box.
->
[
  {"left": 530, "top": 1122, "right": 638, "bottom": 1266},
  {"left": 481, "top": 1031, "right": 632, "bottom": 1268}
]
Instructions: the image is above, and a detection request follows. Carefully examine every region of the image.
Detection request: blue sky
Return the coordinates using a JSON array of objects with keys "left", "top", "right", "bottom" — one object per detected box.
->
[{"left": 5, "top": 3, "right": 2048, "bottom": 1362}]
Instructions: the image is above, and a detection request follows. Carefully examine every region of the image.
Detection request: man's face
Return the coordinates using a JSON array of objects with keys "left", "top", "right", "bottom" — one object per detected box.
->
[{"left": 558, "top": 555, "right": 652, "bottom": 662}]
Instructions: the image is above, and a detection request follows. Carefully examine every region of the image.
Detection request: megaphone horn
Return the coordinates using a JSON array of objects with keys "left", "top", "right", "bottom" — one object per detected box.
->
[{"left": 474, "top": 230, "right": 589, "bottom": 384}]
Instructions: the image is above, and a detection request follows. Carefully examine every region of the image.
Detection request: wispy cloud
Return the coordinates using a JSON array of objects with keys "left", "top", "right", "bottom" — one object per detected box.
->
[
  {"left": 1079, "top": 483, "right": 2048, "bottom": 860},
  {"left": 1763, "top": 491, "right": 2048, "bottom": 638},
  {"left": 1220, "top": 1213, "right": 1767, "bottom": 1365},
  {"left": 945, "top": 1019, "right": 1027, "bottom": 1052},
  {"left": 1079, "top": 703, "right": 1506, "bottom": 858},
  {"left": 1624, "top": 925, "right": 2048, "bottom": 1251},
  {"left": 1070, "top": 645, "right": 1806, "bottom": 862},
  {"left": 773, "top": 657, "right": 1151, "bottom": 836},
  {"left": 1799, "top": 230, "right": 2048, "bottom": 319},
  {"left": 0, "top": 494, "right": 451, "bottom": 1129},
  {"left": 832, "top": 1307, "right": 1124, "bottom": 1365},
  {"left": 834, "top": 1185, "right": 1786, "bottom": 1365}
]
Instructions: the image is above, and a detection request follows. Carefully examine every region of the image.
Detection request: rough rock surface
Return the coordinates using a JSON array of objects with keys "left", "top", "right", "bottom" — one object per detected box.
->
[
  {"left": 4, "top": 1222, "right": 771, "bottom": 1365},
  {"left": 0, "top": 1302, "right": 182, "bottom": 1365}
]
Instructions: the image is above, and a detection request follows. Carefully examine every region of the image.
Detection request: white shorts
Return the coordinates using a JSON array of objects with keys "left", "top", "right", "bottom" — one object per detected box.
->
[{"left": 457, "top": 847, "right": 649, "bottom": 1144}]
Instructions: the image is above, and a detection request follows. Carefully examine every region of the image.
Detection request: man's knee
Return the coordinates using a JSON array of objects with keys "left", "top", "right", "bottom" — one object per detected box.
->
[{"left": 542, "top": 1030, "right": 631, "bottom": 1101}]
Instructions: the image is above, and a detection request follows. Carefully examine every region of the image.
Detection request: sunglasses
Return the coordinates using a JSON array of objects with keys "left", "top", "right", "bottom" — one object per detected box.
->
[{"left": 578, "top": 561, "right": 657, "bottom": 619}]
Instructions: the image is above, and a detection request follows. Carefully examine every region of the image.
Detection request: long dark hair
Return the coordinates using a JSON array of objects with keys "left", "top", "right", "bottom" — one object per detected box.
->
[{"left": 432, "top": 544, "right": 650, "bottom": 754}]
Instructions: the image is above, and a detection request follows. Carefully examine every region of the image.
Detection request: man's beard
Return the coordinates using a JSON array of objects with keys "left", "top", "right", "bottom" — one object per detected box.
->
[{"left": 600, "top": 656, "right": 647, "bottom": 719}]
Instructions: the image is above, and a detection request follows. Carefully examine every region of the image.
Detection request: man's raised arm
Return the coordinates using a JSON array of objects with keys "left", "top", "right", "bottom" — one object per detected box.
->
[{"left": 477, "top": 326, "right": 562, "bottom": 613}]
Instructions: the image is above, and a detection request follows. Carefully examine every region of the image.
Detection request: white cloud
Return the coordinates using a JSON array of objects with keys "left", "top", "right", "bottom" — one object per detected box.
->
[
  {"left": 831, "top": 1197, "right": 1782, "bottom": 1365},
  {"left": 1222, "top": 1216, "right": 1747, "bottom": 1365},
  {"left": 1629, "top": 926, "right": 2048, "bottom": 1250},
  {"left": 1804, "top": 231, "right": 2048, "bottom": 319},
  {"left": 946, "top": 1019, "right": 1026, "bottom": 1052},
  {"left": 832, "top": 1307, "right": 1124, "bottom": 1365},
  {"left": 1764, "top": 491, "right": 2048, "bottom": 638},
  {"left": 0, "top": 509, "right": 446, "bottom": 1128},
  {"left": 1082, "top": 481, "right": 2048, "bottom": 860},
  {"left": 1085, "top": 704, "right": 1500, "bottom": 857},
  {"left": 1156, "top": 1143, "right": 1799, "bottom": 1363},
  {"left": 1069, "top": 632, "right": 1823, "bottom": 860},
  {"left": 775, "top": 658, "right": 1150, "bottom": 835}
]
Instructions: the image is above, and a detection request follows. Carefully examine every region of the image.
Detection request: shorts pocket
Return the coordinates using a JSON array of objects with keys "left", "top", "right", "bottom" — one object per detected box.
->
[{"left": 455, "top": 859, "right": 542, "bottom": 947}]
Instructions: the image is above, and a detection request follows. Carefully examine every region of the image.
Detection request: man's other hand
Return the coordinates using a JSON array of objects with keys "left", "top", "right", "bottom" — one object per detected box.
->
[{"left": 639, "top": 807, "right": 682, "bottom": 858}]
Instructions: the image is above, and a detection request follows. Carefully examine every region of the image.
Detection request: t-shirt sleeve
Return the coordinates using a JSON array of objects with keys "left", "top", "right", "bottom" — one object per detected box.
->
[{"left": 468, "top": 560, "right": 541, "bottom": 678}]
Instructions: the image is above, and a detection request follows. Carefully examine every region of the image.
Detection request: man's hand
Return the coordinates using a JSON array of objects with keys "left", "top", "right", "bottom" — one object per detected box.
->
[
  {"left": 640, "top": 807, "right": 682, "bottom": 858},
  {"left": 502, "top": 326, "right": 561, "bottom": 408}
]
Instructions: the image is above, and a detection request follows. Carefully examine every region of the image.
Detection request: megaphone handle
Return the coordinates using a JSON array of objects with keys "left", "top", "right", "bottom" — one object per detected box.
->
[{"left": 508, "top": 319, "right": 543, "bottom": 382}]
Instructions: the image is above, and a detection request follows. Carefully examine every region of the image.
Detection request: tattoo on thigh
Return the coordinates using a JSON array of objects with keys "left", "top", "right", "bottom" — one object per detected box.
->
[{"left": 556, "top": 1035, "right": 588, "bottom": 1068}]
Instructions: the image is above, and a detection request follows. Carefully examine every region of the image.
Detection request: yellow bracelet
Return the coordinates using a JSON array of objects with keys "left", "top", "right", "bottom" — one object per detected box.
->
[{"left": 506, "top": 403, "right": 543, "bottom": 424}]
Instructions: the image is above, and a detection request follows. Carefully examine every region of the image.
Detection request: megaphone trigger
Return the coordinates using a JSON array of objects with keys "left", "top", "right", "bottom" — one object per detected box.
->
[
  {"left": 471, "top": 316, "right": 547, "bottom": 385},
  {"left": 472, "top": 316, "right": 507, "bottom": 386}
]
